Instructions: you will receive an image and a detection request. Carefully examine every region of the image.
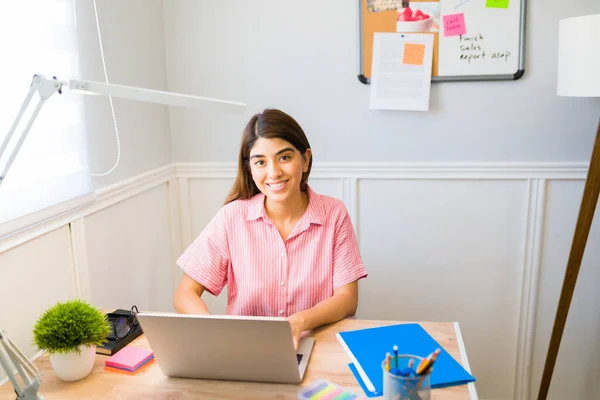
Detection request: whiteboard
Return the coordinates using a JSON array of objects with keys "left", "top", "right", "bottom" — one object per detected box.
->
[{"left": 358, "top": 0, "right": 526, "bottom": 82}]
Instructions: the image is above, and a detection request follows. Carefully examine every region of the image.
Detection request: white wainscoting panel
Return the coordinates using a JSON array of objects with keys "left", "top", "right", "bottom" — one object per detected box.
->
[
  {"left": 167, "top": 178, "right": 184, "bottom": 293},
  {"left": 358, "top": 179, "right": 527, "bottom": 399},
  {"left": 186, "top": 178, "right": 232, "bottom": 243},
  {"left": 304, "top": 178, "right": 345, "bottom": 202},
  {"left": 529, "top": 180, "right": 600, "bottom": 400},
  {"left": 0, "top": 226, "right": 77, "bottom": 382},
  {"left": 83, "top": 183, "right": 175, "bottom": 313},
  {"left": 184, "top": 178, "right": 234, "bottom": 314}
]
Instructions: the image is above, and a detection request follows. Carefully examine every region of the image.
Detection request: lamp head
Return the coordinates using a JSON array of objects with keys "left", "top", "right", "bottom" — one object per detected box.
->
[{"left": 557, "top": 13, "right": 600, "bottom": 97}]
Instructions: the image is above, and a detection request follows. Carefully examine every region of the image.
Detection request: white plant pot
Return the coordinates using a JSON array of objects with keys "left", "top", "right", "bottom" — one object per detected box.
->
[{"left": 49, "top": 345, "right": 96, "bottom": 382}]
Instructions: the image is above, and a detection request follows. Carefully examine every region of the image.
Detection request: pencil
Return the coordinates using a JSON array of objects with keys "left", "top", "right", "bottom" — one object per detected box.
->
[{"left": 416, "top": 348, "right": 441, "bottom": 375}]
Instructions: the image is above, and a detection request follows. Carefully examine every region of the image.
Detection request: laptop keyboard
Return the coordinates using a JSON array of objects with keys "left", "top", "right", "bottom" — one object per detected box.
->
[{"left": 297, "top": 353, "right": 303, "bottom": 365}]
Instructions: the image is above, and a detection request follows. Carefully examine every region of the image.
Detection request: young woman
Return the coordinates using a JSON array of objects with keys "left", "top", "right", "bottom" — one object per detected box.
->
[{"left": 174, "top": 108, "right": 367, "bottom": 350}]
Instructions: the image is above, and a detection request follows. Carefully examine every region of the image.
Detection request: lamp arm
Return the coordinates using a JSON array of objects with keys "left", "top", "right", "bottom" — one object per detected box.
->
[
  {"left": 0, "top": 75, "right": 62, "bottom": 189},
  {"left": 66, "top": 79, "right": 246, "bottom": 113},
  {"left": 0, "top": 329, "right": 43, "bottom": 400},
  {"left": 0, "top": 74, "right": 247, "bottom": 189}
]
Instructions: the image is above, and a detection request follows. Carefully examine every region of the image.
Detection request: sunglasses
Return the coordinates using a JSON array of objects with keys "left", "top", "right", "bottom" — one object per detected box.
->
[{"left": 106, "top": 305, "right": 139, "bottom": 341}]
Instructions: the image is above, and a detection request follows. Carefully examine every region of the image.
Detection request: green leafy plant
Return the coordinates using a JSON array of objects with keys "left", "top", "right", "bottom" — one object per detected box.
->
[{"left": 33, "top": 299, "right": 111, "bottom": 354}]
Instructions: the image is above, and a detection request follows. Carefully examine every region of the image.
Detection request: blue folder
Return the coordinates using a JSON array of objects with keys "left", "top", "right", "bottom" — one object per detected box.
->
[{"left": 336, "top": 323, "right": 475, "bottom": 397}]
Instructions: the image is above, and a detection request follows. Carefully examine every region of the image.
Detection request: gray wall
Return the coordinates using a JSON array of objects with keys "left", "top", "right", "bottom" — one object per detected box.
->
[
  {"left": 76, "top": 0, "right": 172, "bottom": 190},
  {"left": 164, "top": 0, "right": 600, "bottom": 165}
]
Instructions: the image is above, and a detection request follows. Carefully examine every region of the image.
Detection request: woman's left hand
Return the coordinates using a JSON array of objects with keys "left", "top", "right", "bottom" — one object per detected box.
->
[{"left": 287, "top": 314, "right": 304, "bottom": 352}]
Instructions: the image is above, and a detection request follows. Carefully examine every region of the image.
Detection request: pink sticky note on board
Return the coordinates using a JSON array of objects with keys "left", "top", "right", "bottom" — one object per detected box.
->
[{"left": 443, "top": 13, "right": 466, "bottom": 37}]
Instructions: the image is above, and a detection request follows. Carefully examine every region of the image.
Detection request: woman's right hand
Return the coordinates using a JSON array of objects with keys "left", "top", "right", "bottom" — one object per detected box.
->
[{"left": 173, "top": 274, "right": 211, "bottom": 314}]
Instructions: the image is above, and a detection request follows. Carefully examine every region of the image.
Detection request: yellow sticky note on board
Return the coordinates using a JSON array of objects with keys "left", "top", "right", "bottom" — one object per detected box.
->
[
  {"left": 402, "top": 43, "right": 425, "bottom": 65},
  {"left": 486, "top": 0, "right": 509, "bottom": 8}
]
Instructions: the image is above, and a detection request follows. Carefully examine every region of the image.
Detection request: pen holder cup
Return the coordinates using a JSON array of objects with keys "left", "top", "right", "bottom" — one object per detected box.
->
[{"left": 382, "top": 355, "right": 432, "bottom": 400}]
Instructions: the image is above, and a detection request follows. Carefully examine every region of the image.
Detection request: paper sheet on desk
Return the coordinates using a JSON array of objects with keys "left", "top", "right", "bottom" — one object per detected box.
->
[{"left": 369, "top": 32, "right": 434, "bottom": 112}]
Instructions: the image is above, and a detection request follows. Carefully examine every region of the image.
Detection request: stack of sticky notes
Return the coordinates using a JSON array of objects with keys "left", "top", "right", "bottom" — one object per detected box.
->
[{"left": 105, "top": 346, "right": 154, "bottom": 373}]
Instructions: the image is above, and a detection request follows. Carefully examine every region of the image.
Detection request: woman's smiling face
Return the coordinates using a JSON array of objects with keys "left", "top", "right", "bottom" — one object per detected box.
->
[{"left": 248, "top": 137, "right": 311, "bottom": 205}]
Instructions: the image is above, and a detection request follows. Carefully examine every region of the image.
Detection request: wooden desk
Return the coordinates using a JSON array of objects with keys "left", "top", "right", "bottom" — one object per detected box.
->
[{"left": 0, "top": 320, "right": 477, "bottom": 399}]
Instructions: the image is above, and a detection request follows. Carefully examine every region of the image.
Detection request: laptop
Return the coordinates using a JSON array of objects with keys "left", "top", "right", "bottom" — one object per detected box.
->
[{"left": 136, "top": 312, "right": 315, "bottom": 384}]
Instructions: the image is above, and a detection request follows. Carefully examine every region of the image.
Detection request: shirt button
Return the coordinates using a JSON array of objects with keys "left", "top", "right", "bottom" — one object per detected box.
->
[
  {"left": 280, "top": 281, "right": 285, "bottom": 286},
  {"left": 279, "top": 310, "right": 284, "bottom": 315},
  {"left": 280, "top": 252, "right": 285, "bottom": 257}
]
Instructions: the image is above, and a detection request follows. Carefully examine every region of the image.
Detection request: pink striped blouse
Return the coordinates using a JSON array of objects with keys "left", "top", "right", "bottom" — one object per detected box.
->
[{"left": 176, "top": 185, "right": 368, "bottom": 317}]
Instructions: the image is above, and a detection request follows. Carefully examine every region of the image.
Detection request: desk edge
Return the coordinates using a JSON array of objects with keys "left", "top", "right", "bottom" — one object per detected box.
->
[{"left": 453, "top": 321, "right": 479, "bottom": 400}]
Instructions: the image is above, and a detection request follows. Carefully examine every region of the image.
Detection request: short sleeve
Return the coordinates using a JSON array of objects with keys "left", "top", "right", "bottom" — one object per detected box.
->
[
  {"left": 332, "top": 211, "right": 368, "bottom": 290},
  {"left": 176, "top": 207, "right": 230, "bottom": 296}
]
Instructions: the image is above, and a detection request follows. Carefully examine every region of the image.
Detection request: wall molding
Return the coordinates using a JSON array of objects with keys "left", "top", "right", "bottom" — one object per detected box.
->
[
  {"left": 514, "top": 179, "right": 547, "bottom": 400},
  {"left": 0, "top": 193, "right": 97, "bottom": 254},
  {"left": 167, "top": 178, "right": 184, "bottom": 293},
  {"left": 0, "top": 165, "right": 175, "bottom": 254},
  {"left": 93, "top": 165, "right": 176, "bottom": 210},
  {"left": 69, "top": 218, "right": 92, "bottom": 302},
  {"left": 175, "top": 161, "right": 589, "bottom": 180}
]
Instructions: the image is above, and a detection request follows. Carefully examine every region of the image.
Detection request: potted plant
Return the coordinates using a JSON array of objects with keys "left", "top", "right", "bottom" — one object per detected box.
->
[{"left": 33, "top": 299, "right": 111, "bottom": 381}]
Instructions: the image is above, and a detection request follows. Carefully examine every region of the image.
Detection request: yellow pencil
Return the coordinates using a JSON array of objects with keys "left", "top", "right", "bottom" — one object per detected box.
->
[{"left": 417, "top": 348, "right": 441, "bottom": 375}]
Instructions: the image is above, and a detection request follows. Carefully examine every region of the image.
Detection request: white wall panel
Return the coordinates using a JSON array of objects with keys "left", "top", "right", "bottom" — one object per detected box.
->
[
  {"left": 529, "top": 180, "right": 600, "bottom": 400},
  {"left": 306, "top": 178, "right": 343, "bottom": 202},
  {"left": 358, "top": 179, "right": 527, "bottom": 399},
  {"left": 84, "top": 184, "right": 174, "bottom": 313},
  {"left": 185, "top": 178, "right": 234, "bottom": 314},
  {"left": 0, "top": 226, "right": 76, "bottom": 381}
]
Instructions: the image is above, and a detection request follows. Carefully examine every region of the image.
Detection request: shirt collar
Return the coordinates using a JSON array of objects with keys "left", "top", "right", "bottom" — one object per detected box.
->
[
  {"left": 246, "top": 184, "right": 326, "bottom": 226},
  {"left": 246, "top": 191, "right": 267, "bottom": 221},
  {"left": 302, "top": 185, "right": 326, "bottom": 226}
]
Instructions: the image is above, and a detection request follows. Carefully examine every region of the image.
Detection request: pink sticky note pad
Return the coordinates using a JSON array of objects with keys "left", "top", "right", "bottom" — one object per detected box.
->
[
  {"left": 443, "top": 13, "right": 466, "bottom": 37},
  {"left": 105, "top": 346, "right": 154, "bottom": 371}
]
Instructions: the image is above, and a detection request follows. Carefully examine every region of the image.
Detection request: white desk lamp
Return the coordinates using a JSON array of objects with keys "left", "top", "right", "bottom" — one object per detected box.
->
[
  {"left": 0, "top": 75, "right": 246, "bottom": 399},
  {"left": 538, "top": 13, "right": 600, "bottom": 400},
  {"left": 0, "top": 74, "right": 246, "bottom": 188}
]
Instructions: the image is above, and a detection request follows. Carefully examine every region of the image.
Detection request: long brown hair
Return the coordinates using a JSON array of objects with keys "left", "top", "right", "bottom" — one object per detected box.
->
[{"left": 224, "top": 108, "right": 313, "bottom": 204}]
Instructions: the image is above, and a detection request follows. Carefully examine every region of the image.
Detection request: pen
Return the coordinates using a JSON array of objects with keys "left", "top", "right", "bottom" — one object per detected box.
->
[
  {"left": 393, "top": 345, "right": 399, "bottom": 370},
  {"left": 385, "top": 352, "right": 391, "bottom": 372},
  {"left": 416, "top": 348, "right": 441, "bottom": 375}
]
